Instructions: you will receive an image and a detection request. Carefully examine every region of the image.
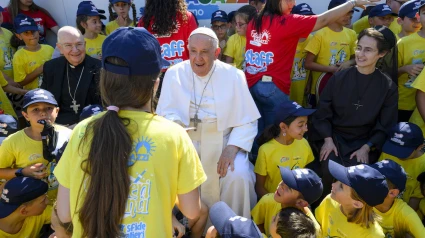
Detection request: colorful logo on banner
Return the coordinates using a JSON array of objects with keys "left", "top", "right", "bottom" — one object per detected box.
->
[{"left": 186, "top": 0, "right": 248, "bottom": 20}]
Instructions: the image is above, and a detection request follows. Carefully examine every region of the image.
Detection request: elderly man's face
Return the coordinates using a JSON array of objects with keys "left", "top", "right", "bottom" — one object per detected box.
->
[
  {"left": 188, "top": 34, "right": 220, "bottom": 77},
  {"left": 57, "top": 32, "right": 86, "bottom": 66}
]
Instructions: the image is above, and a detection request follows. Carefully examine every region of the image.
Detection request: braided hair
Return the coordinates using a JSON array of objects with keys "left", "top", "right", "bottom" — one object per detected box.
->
[{"left": 108, "top": 2, "right": 137, "bottom": 27}]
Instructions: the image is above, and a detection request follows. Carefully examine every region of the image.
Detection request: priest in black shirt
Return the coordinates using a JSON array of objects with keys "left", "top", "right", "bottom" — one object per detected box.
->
[
  {"left": 41, "top": 26, "right": 101, "bottom": 126},
  {"left": 311, "top": 26, "right": 398, "bottom": 200}
]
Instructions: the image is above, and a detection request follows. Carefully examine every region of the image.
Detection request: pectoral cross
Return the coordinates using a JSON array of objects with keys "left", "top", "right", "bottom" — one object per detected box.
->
[
  {"left": 353, "top": 100, "right": 363, "bottom": 110},
  {"left": 70, "top": 100, "right": 80, "bottom": 114},
  {"left": 190, "top": 114, "right": 202, "bottom": 131}
]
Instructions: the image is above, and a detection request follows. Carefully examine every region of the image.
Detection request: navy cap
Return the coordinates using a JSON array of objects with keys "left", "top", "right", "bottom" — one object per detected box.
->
[
  {"left": 274, "top": 101, "right": 315, "bottom": 125},
  {"left": 369, "top": 4, "right": 398, "bottom": 18},
  {"left": 80, "top": 104, "right": 103, "bottom": 121},
  {"left": 382, "top": 122, "right": 424, "bottom": 159},
  {"left": 371, "top": 160, "right": 407, "bottom": 192},
  {"left": 328, "top": 0, "right": 359, "bottom": 11},
  {"left": 399, "top": 0, "right": 421, "bottom": 18},
  {"left": 0, "top": 177, "right": 48, "bottom": 219},
  {"left": 211, "top": 10, "right": 228, "bottom": 23},
  {"left": 0, "top": 6, "right": 4, "bottom": 12},
  {"left": 110, "top": 0, "right": 131, "bottom": 4},
  {"left": 292, "top": 3, "right": 315, "bottom": 15},
  {"left": 78, "top": 1, "right": 106, "bottom": 14},
  {"left": 22, "top": 89, "right": 58, "bottom": 109},
  {"left": 0, "top": 114, "right": 18, "bottom": 142},
  {"left": 279, "top": 167, "right": 323, "bottom": 204},
  {"left": 13, "top": 14, "right": 38, "bottom": 34},
  {"left": 102, "top": 27, "right": 170, "bottom": 75},
  {"left": 329, "top": 160, "right": 389, "bottom": 206},
  {"left": 77, "top": 1, "right": 107, "bottom": 20},
  {"left": 210, "top": 201, "right": 262, "bottom": 238},
  {"left": 228, "top": 11, "right": 236, "bottom": 23}
]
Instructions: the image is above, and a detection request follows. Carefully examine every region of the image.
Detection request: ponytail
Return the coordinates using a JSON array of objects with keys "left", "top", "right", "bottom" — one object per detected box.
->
[
  {"left": 108, "top": 3, "right": 116, "bottom": 22},
  {"left": 108, "top": 3, "right": 137, "bottom": 27},
  {"left": 257, "top": 116, "right": 298, "bottom": 146},
  {"left": 348, "top": 188, "right": 379, "bottom": 228},
  {"left": 131, "top": 3, "right": 137, "bottom": 27}
]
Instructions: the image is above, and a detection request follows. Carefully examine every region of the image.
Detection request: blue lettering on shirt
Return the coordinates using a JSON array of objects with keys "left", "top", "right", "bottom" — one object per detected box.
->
[{"left": 161, "top": 40, "right": 185, "bottom": 58}]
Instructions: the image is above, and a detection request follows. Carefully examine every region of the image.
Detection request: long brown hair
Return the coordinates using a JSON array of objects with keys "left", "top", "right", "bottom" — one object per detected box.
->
[
  {"left": 78, "top": 57, "right": 159, "bottom": 238},
  {"left": 253, "top": 0, "right": 282, "bottom": 32},
  {"left": 7, "top": 0, "right": 55, "bottom": 23},
  {"left": 347, "top": 188, "right": 379, "bottom": 228},
  {"left": 108, "top": 2, "right": 137, "bottom": 27},
  {"left": 142, "top": 0, "right": 188, "bottom": 36}
]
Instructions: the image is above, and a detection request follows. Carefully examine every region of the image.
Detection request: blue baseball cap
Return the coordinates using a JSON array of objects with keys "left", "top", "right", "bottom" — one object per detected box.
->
[
  {"left": 80, "top": 104, "right": 103, "bottom": 121},
  {"left": 110, "top": 0, "right": 131, "bottom": 4},
  {"left": 399, "top": 0, "right": 421, "bottom": 18},
  {"left": 369, "top": 4, "right": 398, "bottom": 18},
  {"left": 102, "top": 27, "right": 170, "bottom": 75},
  {"left": 328, "top": 0, "right": 359, "bottom": 12},
  {"left": 0, "top": 177, "right": 48, "bottom": 219},
  {"left": 211, "top": 10, "right": 228, "bottom": 23},
  {"left": 274, "top": 101, "right": 315, "bottom": 124},
  {"left": 371, "top": 160, "right": 407, "bottom": 192},
  {"left": 22, "top": 89, "right": 58, "bottom": 109},
  {"left": 78, "top": 1, "right": 106, "bottom": 14},
  {"left": 0, "top": 6, "right": 4, "bottom": 12},
  {"left": 329, "top": 160, "right": 389, "bottom": 206},
  {"left": 292, "top": 3, "right": 315, "bottom": 15},
  {"left": 77, "top": 1, "right": 106, "bottom": 19},
  {"left": 210, "top": 201, "right": 262, "bottom": 238},
  {"left": 279, "top": 167, "right": 323, "bottom": 204},
  {"left": 228, "top": 11, "right": 236, "bottom": 23},
  {"left": 382, "top": 122, "right": 424, "bottom": 159},
  {"left": 13, "top": 14, "right": 38, "bottom": 34}
]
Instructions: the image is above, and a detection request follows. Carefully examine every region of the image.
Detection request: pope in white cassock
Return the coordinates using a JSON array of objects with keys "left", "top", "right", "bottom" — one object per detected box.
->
[{"left": 157, "top": 27, "right": 260, "bottom": 217}]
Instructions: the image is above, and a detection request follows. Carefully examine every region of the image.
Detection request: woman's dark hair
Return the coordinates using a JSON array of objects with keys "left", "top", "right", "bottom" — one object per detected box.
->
[
  {"left": 236, "top": 5, "right": 257, "bottom": 23},
  {"left": 108, "top": 2, "right": 137, "bottom": 27},
  {"left": 142, "top": 0, "right": 188, "bottom": 36},
  {"left": 76, "top": 15, "right": 88, "bottom": 35},
  {"left": 253, "top": 0, "right": 282, "bottom": 32},
  {"left": 358, "top": 26, "right": 398, "bottom": 83},
  {"left": 257, "top": 116, "right": 297, "bottom": 146},
  {"left": 77, "top": 56, "right": 159, "bottom": 238},
  {"left": 8, "top": 0, "right": 55, "bottom": 24}
]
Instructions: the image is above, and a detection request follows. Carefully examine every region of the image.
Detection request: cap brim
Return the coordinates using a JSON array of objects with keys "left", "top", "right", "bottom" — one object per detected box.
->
[
  {"left": 211, "top": 18, "right": 227, "bottom": 23},
  {"left": 0, "top": 203, "right": 19, "bottom": 219},
  {"left": 161, "top": 58, "right": 171, "bottom": 69},
  {"left": 382, "top": 140, "right": 415, "bottom": 159},
  {"left": 16, "top": 26, "right": 39, "bottom": 34},
  {"left": 210, "top": 202, "right": 237, "bottom": 235},
  {"left": 97, "top": 9, "right": 106, "bottom": 14},
  {"left": 279, "top": 166, "right": 298, "bottom": 190},
  {"left": 292, "top": 108, "right": 316, "bottom": 117},
  {"left": 375, "top": 12, "right": 398, "bottom": 17},
  {"left": 23, "top": 100, "right": 58, "bottom": 109},
  {"left": 99, "top": 14, "right": 107, "bottom": 20},
  {"left": 328, "top": 160, "right": 352, "bottom": 187}
]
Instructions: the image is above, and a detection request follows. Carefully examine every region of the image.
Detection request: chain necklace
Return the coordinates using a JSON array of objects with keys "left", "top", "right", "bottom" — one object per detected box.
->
[
  {"left": 67, "top": 65, "right": 84, "bottom": 114},
  {"left": 191, "top": 64, "right": 216, "bottom": 130}
]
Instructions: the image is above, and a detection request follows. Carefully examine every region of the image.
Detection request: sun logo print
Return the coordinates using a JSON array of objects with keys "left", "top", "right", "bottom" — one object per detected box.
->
[{"left": 128, "top": 136, "right": 156, "bottom": 166}]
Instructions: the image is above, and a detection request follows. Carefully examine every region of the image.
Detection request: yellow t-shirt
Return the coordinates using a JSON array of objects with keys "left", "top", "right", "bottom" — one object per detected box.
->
[
  {"left": 0, "top": 125, "right": 72, "bottom": 201},
  {"left": 379, "top": 153, "right": 425, "bottom": 203},
  {"left": 85, "top": 34, "right": 106, "bottom": 60},
  {"left": 0, "top": 205, "right": 51, "bottom": 238},
  {"left": 0, "top": 28, "right": 15, "bottom": 79},
  {"left": 223, "top": 34, "right": 246, "bottom": 70},
  {"left": 12, "top": 44, "right": 54, "bottom": 90},
  {"left": 254, "top": 138, "right": 314, "bottom": 193},
  {"left": 0, "top": 73, "right": 17, "bottom": 118},
  {"left": 409, "top": 69, "right": 425, "bottom": 135},
  {"left": 315, "top": 195, "right": 385, "bottom": 238},
  {"left": 397, "top": 33, "right": 425, "bottom": 111},
  {"left": 290, "top": 35, "right": 312, "bottom": 105},
  {"left": 105, "top": 20, "right": 135, "bottom": 35},
  {"left": 304, "top": 27, "right": 357, "bottom": 94},
  {"left": 373, "top": 198, "right": 425, "bottom": 237},
  {"left": 54, "top": 111, "right": 207, "bottom": 238},
  {"left": 418, "top": 199, "right": 425, "bottom": 220},
  {"left": 353, "top": 16, "right": 401, "bottom": 35},
  {"left": 251, "top": 193, "right": 321, "bottom": 236}
]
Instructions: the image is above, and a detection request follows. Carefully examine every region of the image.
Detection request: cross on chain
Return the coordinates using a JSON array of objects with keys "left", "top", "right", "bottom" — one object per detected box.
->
[
  {"left": 353, "top": 100, "right": 363, "bottom": 110},
  {"left": 70, "top": 100, "right": 80, "bottom": 114},
  {"left": 190, "top": 114, "right": 202, "bottom": 131}
]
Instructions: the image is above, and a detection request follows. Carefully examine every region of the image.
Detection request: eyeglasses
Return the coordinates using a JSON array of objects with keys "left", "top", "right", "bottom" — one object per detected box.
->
[
  {"left": 235, "top": 22, "right": 247, "bottom": 28},
  {"left": 60, "top": 42, "right": 85, "bottom": 51},
  {"left": 212, "top": 25, "right": 227, "bottom": 31}
]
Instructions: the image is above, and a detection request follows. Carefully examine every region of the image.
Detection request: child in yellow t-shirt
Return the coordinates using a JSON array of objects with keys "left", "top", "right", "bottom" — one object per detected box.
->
[
  {"left": 0, "top": 177, "right": 52, "bottom": 238},
  {"left": 12, "top": 14, "right": 54, "bottom": 90},
  {"left": 0, "top": 89, "right": 72, "bottom": 202},
  {"left": 371, "top": 160, "right": 425, "bottom": 237},
  {"left": 106, "top": 0, "right": 136, "bottom": 35},
  {"left": 251, "top": 167, "right": 323, "bottom": 236},
  {"left": 269, "top": 207, "right": 317, "bottom": 238},
  {"left": 353, "top": 3, "right": 401, "bottom": 35},
  {"left": 223, "top": 5, "right": 256, "bottom": 70},
  {"left": 305, "top": 1, "right": 356, "bottom": 104},
  {"left": 316, "top": 161, "right": 387, "bottom": 238},
  {"left": 396, "top": 0, "right": 422, "bottom": 41},
  {"left": 0, "top": 9, "right": 15, "bottom": 81},
  {"left": 397, "top": 3, "right": 425, "bottom": 122},
  {"left": 254, "top": 101, "right": 315, "bottom": 199},
  {"left": 76, "top": 2, "right": 106, "bottom": 60}
]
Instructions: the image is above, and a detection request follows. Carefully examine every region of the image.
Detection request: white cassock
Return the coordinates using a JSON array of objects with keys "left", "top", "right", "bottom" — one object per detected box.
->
[{"left": 157, "top": 60, "right": 261, "bottom": 217}]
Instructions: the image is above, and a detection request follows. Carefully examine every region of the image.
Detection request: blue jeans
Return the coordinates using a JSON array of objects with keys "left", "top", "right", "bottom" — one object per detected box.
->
[{"left": 249, "top": 81, "right": 290, "bottom": 160}]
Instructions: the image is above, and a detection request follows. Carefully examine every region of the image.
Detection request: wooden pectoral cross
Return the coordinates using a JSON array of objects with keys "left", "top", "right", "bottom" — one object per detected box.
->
[
  {"left": 353, "top": 100, "right": 363, "bottom": 110},
  {"left": 190, "top": 114, "right": 201, "bottom": 131},
  {"left": 70, "top": 100, "right": 80, "bottom": 114}
]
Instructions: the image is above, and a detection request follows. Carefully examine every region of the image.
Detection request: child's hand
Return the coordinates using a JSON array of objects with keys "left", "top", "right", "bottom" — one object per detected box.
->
[
  {"left": 172, "top": 214, "right": 185, "bottom": 238},
  {"left": 404, "top": 64, "right": 424, "bottom": 77},
  {"left": 328, "top": 65, "right": 339, "bottom": 73},
  {"left": 23, "top": 163, "right": 47, "bottom": 179},
  {"left": 36, "top": 64, "right": 44, "bottom": 75}
]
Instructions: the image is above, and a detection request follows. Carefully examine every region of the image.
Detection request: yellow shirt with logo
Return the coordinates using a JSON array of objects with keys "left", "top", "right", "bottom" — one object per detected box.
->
[
  {"left": 0, "top": 73, "right": 17, "bottom": 118},
  {"left": 0, "top": 125, "right": 72, "bottom": 201},
  {"left": 304, "top": 27, "right": 356, "bottom": 94},
  {"left": 85, "top": 34, "right": 106, "bottom": 60},
  {"left": 290, "top": 35, "right": 312, "bottom": 105},
  {"left": 373, "top": 198, "right": 425, "bottom": 237},
  {"left": 379, "top": 153, "right": 425, "bottom": 203},
  {"left": 105, "top": 20, "right": 135, "bottom": 35},
  {"left": 0, "top": 205, "right": 51, "bottom": 238},
  {"left": 0, "top": 28, "right": 15, "bottom": 79},
  {"left": 251, "top": 193, "right": 321, "bottom": 236},
  {"left": 409, "top": 69, "right": 425, "bottom": 135},
  {"left": 12, "top": 44, "right": 54, "bottom": 90},
  {"left": 223, "top": 34, "right": 246, "bottom": 70},
  {"left": 353, "top": 16, "right": 401, "bottom": 35},
  {"left": 254, "top": 138, "right": 314, "bottom": 194},
  {"left": 315, "top": 195, "right": 385, "bottom": 238},
  {"left": 54, "top": 111, "right": 207, "bottom": 238},
  {"left": 397, "top": 32, "right": 425, "bottom": 111}
]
